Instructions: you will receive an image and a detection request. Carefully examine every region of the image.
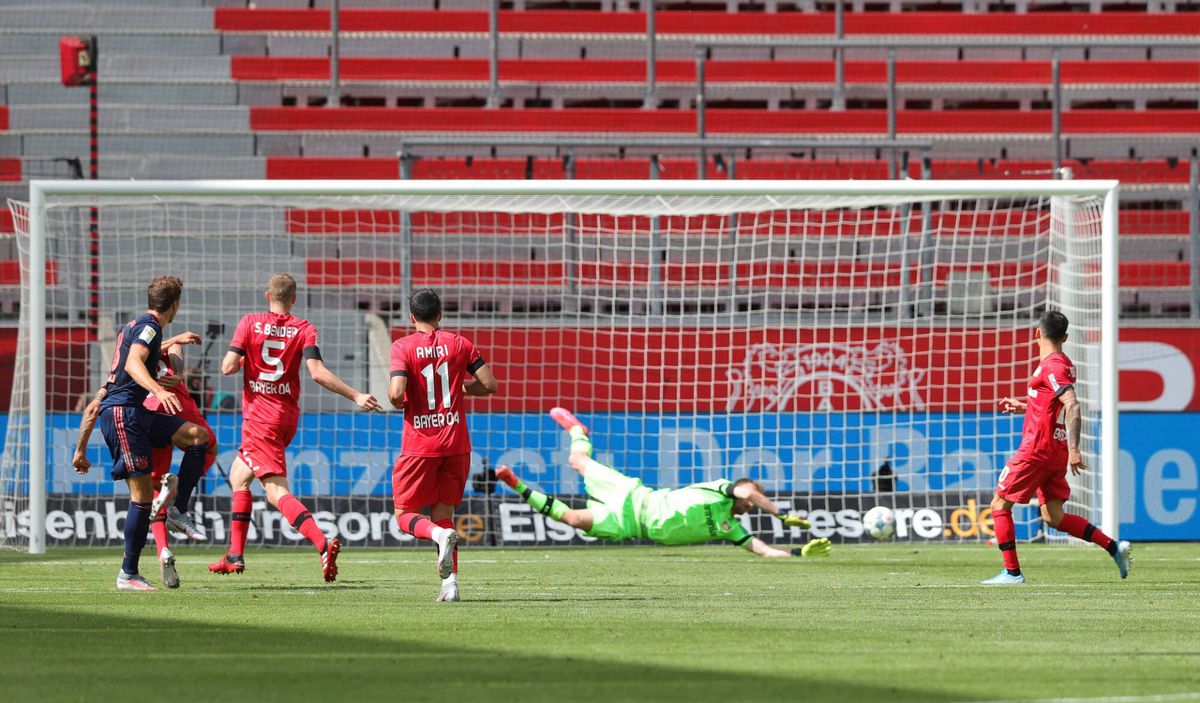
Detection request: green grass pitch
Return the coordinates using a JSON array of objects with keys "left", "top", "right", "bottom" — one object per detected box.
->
[{"left": 1, "top": 543, "right": 1198, "bottom": 703}]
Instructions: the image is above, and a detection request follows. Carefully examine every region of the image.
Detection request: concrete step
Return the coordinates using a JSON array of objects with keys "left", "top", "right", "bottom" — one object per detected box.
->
[
  {"left": 0, "top": 55, "right": 231, "bottom": 83},
  {"left": 20, "top": 132, "right": 256, "bottom": 156},
  {"left": 0, "top": 31, "right": 222, "bottom": 56},
  {"left": 0, "top": 6, "right": 213, "bottom": 31},
  {"left": 9, "top": 105, "right": 250, "bottom": 132},
  {"left": 7, "top": 81, "right": 239, "bottom": 105}
]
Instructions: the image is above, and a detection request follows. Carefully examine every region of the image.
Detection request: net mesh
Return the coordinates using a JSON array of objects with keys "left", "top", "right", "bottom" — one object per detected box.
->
[{"left": 2, "top": 187, "right": 1107, "bottom": 549}]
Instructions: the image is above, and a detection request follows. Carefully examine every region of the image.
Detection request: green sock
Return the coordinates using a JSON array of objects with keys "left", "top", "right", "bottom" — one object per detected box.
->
[
  {"left": 513, "top": 480, "right": 569, "bottom": 521},
  {"left": 568, "top": 426, "right": 593, "bottom": 457}
]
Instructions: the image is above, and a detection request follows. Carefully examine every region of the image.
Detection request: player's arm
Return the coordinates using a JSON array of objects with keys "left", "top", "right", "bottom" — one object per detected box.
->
[
  {"left": 72, "top": 387, "right": 106, "bottom": 475},
  {"left": 162, "top": 331, "right": 201, "bottom": 354},
  {"left": 744, "top": 536, "right": 793, "bottom": 558},
  {"left": 126, "top": 343, "right": 181, "bottom": 414},
  {"left": 999, "top": 396, "right": 1027, "bottom": 414},
  {"left": 306, "top": 358, "right": 381, "bottom": 411},
  {"left": 731, "top": 481, "right": 809, "bottom": 528},
  {"left": 220, "top": 349, "right": 244, "bottom": 376},
  {"left": 388, "top": 372, "right": 407, "bottom": 410},
  {"left": 1060, "top": 387, "right": 1086, "bottom": 474},
  {"left": 463, "top": 362, "right": 498, "bottom": 397}
]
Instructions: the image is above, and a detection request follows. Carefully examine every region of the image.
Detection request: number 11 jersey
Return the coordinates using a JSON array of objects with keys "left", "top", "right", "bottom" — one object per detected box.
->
[
  {"left": 390, "top": 329, "right": 484, "bottom": 457},
  {"left": 229, "top": 312, "right": 321, "bottom": 429}
]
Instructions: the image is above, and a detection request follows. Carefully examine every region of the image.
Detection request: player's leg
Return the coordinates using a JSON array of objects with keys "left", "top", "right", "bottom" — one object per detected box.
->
[
  {"left": 550, "top": 407, "right": 595, "bottom": 466},
  {"left": 99, "top": 406, "right": 158, "bottom": 590},
  {"left": 495, "top": 465, "right": 571, "bottom": 521},
  {"left": 209, "top": 455, "right": 254, "bottom": 575},
  {"left": 162, "top": 419, "right": 210, "bottom": 539},
  {"left": 982, "top": 462, "right": 1033, "bottom": 585},
  {"left": 428, "top": 454, "right": 471, "bottom": 599},
  {"left": 1040, "top": 493, "right": 1132, "bottom": 579},
  {"left": 261, "top": 477, "right": 341, "bottom": 582},
  {"left": 148, "top": 452, "right": 179, "bottom": 588},
  {"left": 391, "top": 456, "right": 451, "bottom": 545},
  {"left": 118, "top": 473, "right": 159, "bottom": 591}
]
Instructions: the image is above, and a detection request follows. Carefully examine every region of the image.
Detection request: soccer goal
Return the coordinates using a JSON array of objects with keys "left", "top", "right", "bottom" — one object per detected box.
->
[{"left": 4, "top": 179, "right": 1119, "bottom": 553}]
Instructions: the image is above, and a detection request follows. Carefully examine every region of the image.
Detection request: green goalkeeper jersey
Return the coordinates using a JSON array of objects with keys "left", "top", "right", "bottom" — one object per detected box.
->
[{"left": 640, "top": 479, "right": 753, "bottom": 547}]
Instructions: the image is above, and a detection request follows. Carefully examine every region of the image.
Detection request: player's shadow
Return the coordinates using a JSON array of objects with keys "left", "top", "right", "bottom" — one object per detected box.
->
[{"left": 3, "top": 603, "right": 963, "bottom": 703}]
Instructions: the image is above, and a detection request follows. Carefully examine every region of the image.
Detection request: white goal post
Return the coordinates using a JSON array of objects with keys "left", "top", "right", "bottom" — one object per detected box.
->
[{"left": 8, "top": 179, "right": 1119, "bottom": 554}]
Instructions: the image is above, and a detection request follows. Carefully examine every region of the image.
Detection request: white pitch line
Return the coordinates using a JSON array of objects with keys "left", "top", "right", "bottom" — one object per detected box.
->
[{"left": 966, "top": 692, "right": 1200, "bottom": 703}]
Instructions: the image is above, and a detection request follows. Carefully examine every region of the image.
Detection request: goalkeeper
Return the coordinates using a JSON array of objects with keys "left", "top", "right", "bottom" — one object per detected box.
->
[{"left": 495, "top": 408, "right": 831, "bottom": 559}]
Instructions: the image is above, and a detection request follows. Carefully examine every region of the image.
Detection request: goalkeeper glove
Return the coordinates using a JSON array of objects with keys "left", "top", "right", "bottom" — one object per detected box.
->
[
  {"left": 779, "top": 512, "right": 811, "bottom": 529},
  {"left": 790, "top": 538, "right": 832, "bottom": 558}
]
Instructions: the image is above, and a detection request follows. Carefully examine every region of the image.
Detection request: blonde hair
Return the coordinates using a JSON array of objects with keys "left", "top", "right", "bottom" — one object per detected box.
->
[{"left": 268, "top": 273, "right": 297, "bottom": 303}]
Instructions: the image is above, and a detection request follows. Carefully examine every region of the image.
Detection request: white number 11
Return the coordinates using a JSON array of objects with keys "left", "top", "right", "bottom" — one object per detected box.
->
[{"left": 421, "top": 362, "right": 451, "bottom": 410}]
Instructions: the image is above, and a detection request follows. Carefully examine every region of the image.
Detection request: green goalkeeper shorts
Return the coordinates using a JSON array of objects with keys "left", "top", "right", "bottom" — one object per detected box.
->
[{"left": 582, "top": 462, "right": 650, "bottom": 542}]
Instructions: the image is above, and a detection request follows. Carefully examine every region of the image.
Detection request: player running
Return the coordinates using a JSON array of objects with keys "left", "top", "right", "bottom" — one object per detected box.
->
[
  {"left": 982, "top": 310, "right": 1132, "bottom": 585},
  {"left": 388, "top": 288, "right": 497, "bottom": 602},
  {"left": 497, "top": 408, "right": 832, "bottom": 559},
  {"left": 209, "top": 273, "right": 381, "bottom": 582},
  {"left": 73, "top": 337, "right": 217, "bottom": 588},
  {"left": 84, "top": 276, "right": 211, "bottom": 591}
]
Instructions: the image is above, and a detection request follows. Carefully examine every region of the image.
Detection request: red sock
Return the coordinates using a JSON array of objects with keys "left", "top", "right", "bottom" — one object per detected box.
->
[
  {"left": 435, "top": 518, "right": 458, "bottom": 574},
  {"left": 229, "top": 489, "right": 252, "bottom": 556},
  {"left": 992, "top": 509, "right": 1021, "bottom": 573},
  {"left": 277, "top": 494, "right": 327, "bottom": 553},
  {"left": 150, "top": 512, "right": 169, "bottom": 556},
  {"left": 396, "top": 511, "right": 437, "bottom": 541},
  {"left": 1056, "top": 513, "right": 1115, "bottom": 551}
]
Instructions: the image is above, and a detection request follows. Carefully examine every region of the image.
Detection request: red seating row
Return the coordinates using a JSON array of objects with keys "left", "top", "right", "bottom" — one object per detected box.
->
[
  {"left": 285, "top": 207, "right": 1186, "bottom": 239},
  {"left": 0, "top": 210, "right": 14, "bottom": 235},
  {"left": 0, "top": 261, "right": 59, "bottom": 287},
  {"left": 233, "top": 57, "right": 1200, "bottom": 87},
  {"left": 0, "top": 159, "right": 20, "bottom": 182},
  {"left": 0, "top": 107, "right": 8, "bottom": 131},
  {"left": 215, "top": 9, "right": 1200, "bottom": 36},
  {"left": 267, "top": 156, "right": 1198, "bottom": 187},
  {"left": 251, "top": 107, "right": 1200, "bottom": 134},
  {"left": 305, "top": 258, "right": 1190, "bottom": 288}
]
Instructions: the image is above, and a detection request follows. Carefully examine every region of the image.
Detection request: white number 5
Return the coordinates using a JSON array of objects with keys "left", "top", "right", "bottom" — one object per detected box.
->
[{"left": 259, "top": 340, "right": 285, "bottom": 381}]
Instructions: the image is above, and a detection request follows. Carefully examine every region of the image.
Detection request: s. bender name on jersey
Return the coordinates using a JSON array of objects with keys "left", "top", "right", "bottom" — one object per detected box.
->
[
  {"left": 254, "top": 321, "right": 300, "bottom": 338},
  {"left": 413, "top": 410, "right": 461, "bottom": 429}
]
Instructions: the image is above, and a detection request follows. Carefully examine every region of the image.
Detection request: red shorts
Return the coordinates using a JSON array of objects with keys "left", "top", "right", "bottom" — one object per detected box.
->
[
  {"left": 150, "top": 415, "right": 215, "bottom": 482},
  {"left": 392, "top": 453, "right": 471, "bottom": 510},
  {"left": 996, "top": 458, "right": 1071, "bottom": 504},
  {"left": 238, "top": 419, "right": 297, "bottom": 479}
]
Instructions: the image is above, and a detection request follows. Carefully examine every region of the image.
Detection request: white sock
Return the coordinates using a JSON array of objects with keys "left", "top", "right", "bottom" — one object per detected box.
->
[{"left": 442, "top": 573, "right": 457, "bottom": 588}]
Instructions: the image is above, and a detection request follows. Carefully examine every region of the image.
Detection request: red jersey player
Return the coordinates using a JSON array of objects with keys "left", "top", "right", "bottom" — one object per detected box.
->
[
  {"left": 982, "top": 310, "right": 1131, "bottom": 585},
  {"left": 389, "top": 288, "right": 497, "bottom": 602},
  {"left": 209, "top": 273, "right": 381, "bottom": 581}
]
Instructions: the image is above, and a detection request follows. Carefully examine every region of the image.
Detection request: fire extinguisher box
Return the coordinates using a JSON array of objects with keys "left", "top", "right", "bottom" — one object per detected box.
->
[{"left": 59, "top": 36, "right": 94, "bottom": 87}]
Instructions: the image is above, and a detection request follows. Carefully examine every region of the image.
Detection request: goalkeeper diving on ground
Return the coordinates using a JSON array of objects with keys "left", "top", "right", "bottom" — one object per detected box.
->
[{"left": 495, "top": 408, "right": 831, "bottom": 558}]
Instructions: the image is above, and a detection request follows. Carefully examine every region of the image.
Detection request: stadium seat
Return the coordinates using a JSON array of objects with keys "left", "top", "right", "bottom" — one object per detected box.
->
[
  {"left": 232, "top": 57, "right": 1200, "bottom": 89},
  {"left": 0, "top": 159, "right": 20, "bottom": 182},
  {"left": 250, "top": 107, "right": 1200, "bottom": 135},
  {"left": 214, "top": 9, "right": 1200, "bottom": 37},
  {"left": 0, "top": 260, "right": 58, "bottom": 287},
  {"left": 0, "top": 107, "right": 8, "bottom": 131}
]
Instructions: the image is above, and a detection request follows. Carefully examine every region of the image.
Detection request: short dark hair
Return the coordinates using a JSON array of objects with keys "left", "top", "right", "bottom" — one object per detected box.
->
[
  {"left": 409, "top": 288, "right": 442, "bottom": 323},
  {"left": 147, "top": 276, "right": 183, "bottom": 313},
  {"left": 1039, "top": 309, "right": 1069, "bottom": 343}
]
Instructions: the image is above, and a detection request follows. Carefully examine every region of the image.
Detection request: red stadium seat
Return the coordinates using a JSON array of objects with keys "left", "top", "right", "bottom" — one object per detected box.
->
[
  {"left": 0, "top": 107, "right": 8, "bottom": 131},
  {"left": 1120, "top": 261, "right": 1192, "bottom": 288},
  {"left": 0, "top": 159, "right": 20, "bottom": 182},
  {"left": 0, "top": 260, "right": 59, "bottom": 287},
  {"left": 0, "top": 209, "right": 14, "bottom": 234},
  {"left": 251, "top": 107, "right": 1200, "bottom": 135},
  {"left": 215, "top": 9, "right": 1200, "bottom": 37},
  {"left": 232, "top": 57, "right": 1200, "bottom": 89}
]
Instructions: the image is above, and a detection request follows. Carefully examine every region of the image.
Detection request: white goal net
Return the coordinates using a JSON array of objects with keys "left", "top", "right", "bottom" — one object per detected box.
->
[{"left": 3, "top": 180, "right": 1118, "bottom": 552}]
